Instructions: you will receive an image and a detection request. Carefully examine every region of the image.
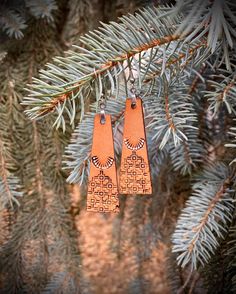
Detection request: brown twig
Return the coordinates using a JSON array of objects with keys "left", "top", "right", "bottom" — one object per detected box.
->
[
  {"left": 36, "top": 35, "right": 181, "bottom": 117},
  {"left": 188, "top": 179, "right": 230, "bottom": 254},
  {"left": 144, "top": 42, "right": 206, "bottom": 83},
  {"left": 216, "top": 77, "right": 236, "bottom": 102},
  {"left": 165, "top": 95, "right": 176, "bottom": 130},
  {"left": 188, "top": 63, "right": 207, "bottom": 95}
]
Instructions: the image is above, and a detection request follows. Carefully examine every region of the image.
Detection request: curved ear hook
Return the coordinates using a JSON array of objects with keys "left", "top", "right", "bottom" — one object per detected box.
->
[
  {"left": 128, "top": 58, "right": 137, "bottom": 109},
  {"left": 130, "top": 77, "right": 137, "bottom": 109},
  {"left": 99, "top": 94, "right": 106, "bottom": 124}
]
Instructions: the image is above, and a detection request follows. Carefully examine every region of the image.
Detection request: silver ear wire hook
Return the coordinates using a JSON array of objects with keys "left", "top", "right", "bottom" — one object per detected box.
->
[
  {"left": 128, "top": 59, "right": 137, "bottom": 109},
  {"left": 99, "top": 94, "right": 106, "bottom": 125},
  {"left": 130, "top": 76, "right": 137, "bottom": 109}
]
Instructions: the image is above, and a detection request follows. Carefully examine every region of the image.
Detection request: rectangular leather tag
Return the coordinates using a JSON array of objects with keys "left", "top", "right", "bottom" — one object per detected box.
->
[
  {"left": 119, "top": 98, "right": 152, "bottom": 194},
  {"left": 87, "top": 114, "right": 120, "bottom": 212}
]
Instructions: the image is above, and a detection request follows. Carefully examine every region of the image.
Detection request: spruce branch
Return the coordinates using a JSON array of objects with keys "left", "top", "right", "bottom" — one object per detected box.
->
[
  {"left": 0, "top": 8, "right": 27, "bottom": 39},
  {"left": 226, "top": 118, "right": 236, "bottom": 164},
  {"left": 173, "top": 0, "right": 236, "bottom": 70},
  {"left": 187, "top": 63, "right": 207, "bottom": 95},
  {"left": 206, "top": 72, "right": 236, "bottom": 115},
  {"left": 0, "top": 177, "right": 22, "bottom": 208},
  {"left": 143, "top": 39, "right": 208, "bottom": 84},
  {"left": 172, "top": 163, "right": 235, "bottom": 270},
  {"left": 0, "top": 13, "right": 84, "bottom": 290},
  {"left": 0, "top": 107, "right": 23, "bottom": 208},
  {"left": 22, "top": 6, "right": 184, "bottom": 128},
  {"left": 0, "top": 204, "right": 43, "bottom": 292},
  {"left": 170, "top": 129, "right": 204, "bottom": 175},
  {"left": 45, "top": 193, "right": 81, "bottom": 288},
  {"left": 202, "top": 213, "right": 236, "bottom": 293},
  {"left": 1, "top": 0, "right": 236, "bottom": 290},
  {"left": 25, "top": 0, "right": 58, "bottom": 22},
  {"left": 146, "top": 76, "right": 197, "bottom": 149},
  {"left": 0, "top": 0, "right": 59, "bottom": 41}
]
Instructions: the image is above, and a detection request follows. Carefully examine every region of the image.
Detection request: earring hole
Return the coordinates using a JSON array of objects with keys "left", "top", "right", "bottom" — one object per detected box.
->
[{"left": 131, "top": 102, "right": 136, "bottom": 109}]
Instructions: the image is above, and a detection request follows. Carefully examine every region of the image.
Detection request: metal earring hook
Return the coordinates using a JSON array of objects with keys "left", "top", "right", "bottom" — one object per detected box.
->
[
  {"left": 130, "top": 76, "right": 137, "bottom": 109},
  {"left": 127, "top": 59, "right": 137, "bottom": 109},
  {"left": 99, "top": 94, "right": 106, "bottom": 124}
]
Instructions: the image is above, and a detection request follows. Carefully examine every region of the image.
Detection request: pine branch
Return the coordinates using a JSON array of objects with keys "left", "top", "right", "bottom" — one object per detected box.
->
[
  {"left": 22, "top": 6, "right": 185, "bottom": 127},
  {"left": 2, "top": 1, "right": 235, "bottom": 291},
  {"left": 20, "top": 120, "right": 81, "bottom": 290},
  {"left": 146, "top": 76, "right": 197, "bottom": 149},
  {"left": 0, "top": 102, "right": 23, "bottom": 208},
  {"left": 143, "top": 39, "right": 208, "bottom": 84},
  {"left": 170, "top": 128, "right": 204, "bottom": 175},
  {"left": 0, "top": 8, "right": 27, "bottom": 39},
  {"left": 0, "top": 15, "right": 82, "bottom": 291},
  {"left": 225, "top": 119, "right": 236, "bottom": 164},
  {"left": 172, "top": 163, "right": 235, "bottom": 270},
  {"left": 0, "top": 0, "right": 59, "bottom": 40},
  {"left": 202, "top": 212, "right": 236, "bottom": 293},
  {"left": 25, "top": 0, "right": 58, "bottom": 22},
  {"left": 0, "top": 205, "right": 41, "bottom": 293},
  {"left": 45, "top": 191, "right": 81, "bottom": 290},
  {"left": 173, "top": 0, "right": 236, "bottom": 70},
  {"left": 206, "top": 72, "right": 236, "bottom": 115},
  {"left": 0, "top": 177, "right": 22, "bottom": 208},
  {"left": 187, "top": 63, "right": 207, "bottom": 95}
]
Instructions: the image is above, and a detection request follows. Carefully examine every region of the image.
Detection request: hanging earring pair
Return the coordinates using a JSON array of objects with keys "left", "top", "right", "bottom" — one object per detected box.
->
[{"left": 87, "top": 82, "right": 152, "bottom": 213}]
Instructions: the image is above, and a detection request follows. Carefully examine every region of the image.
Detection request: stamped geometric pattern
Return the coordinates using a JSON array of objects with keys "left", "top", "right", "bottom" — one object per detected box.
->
[
  {"left": 119, "top": 97, "right": 152, "bottom": 195},
  {"left": 119, "top": 150, "right": 152, "bottom": 194},
  {"left": 87, "top": 114, "right": 120, "bottom": 213},
  {"left": 87, "top": 170, "right": 120, "bottom": 213}
]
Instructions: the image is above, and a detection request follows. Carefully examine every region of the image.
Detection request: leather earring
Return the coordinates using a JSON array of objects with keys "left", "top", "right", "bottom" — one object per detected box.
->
[
  {"left": 87, "top": 99, "right": 120, "bottom": 212},
  {"left": 119, "top": 79, "right": 152, "bottom": 195}
]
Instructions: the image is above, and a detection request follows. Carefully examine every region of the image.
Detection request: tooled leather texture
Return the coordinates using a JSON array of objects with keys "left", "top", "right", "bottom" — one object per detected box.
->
[
  {"left": 119, "top": 98, "right": 152, "bottom": 195},
  {"left": 87, "top": 114, "right": 120, "bottom": 213}
]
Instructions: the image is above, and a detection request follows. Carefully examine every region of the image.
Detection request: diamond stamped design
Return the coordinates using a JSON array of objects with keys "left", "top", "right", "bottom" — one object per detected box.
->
[
  {"left": 87, "top": 170, "right": 119, "bottom": 213},
  {"left": 120, "top": 150, "right": 152, "bottom": 194},
  {"left": 119, "top": 98, "right": 152, "bottom": 195},
  {"left": 87, "top": 114, "right": 119, "bottom": 213}
]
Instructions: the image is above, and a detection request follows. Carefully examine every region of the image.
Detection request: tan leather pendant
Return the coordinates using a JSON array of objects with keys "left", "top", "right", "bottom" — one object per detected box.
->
[
  {"left": 119, "top": 98, "right": 152, "bottom": 194},
  {"left": 87, "top": 114, "right": 120, "bottom": 213}
]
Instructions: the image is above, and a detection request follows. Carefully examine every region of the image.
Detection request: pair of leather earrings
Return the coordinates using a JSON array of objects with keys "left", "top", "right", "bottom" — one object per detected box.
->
[{"left": 87, "top": 81, "right": 152, "bottom": 213}]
